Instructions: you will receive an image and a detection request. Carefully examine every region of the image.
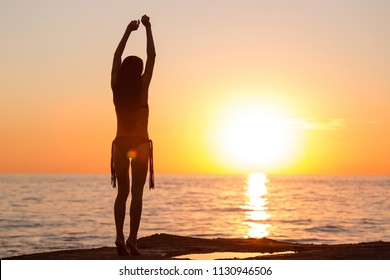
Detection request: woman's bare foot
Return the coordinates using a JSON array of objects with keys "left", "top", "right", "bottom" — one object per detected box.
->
[
  {"left": 126, "top": 239, "right": 141, "bottom": 256},
  {"left": 115, "top": 240, "right": 129, "bottom": 256}
]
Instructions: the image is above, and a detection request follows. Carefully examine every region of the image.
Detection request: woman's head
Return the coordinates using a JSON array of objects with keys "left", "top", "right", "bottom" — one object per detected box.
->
[
  {"left": 120, "top": 56, "right": 143, "bottom": 78},
  {"left": 115, "top": 56, "right": 144, "bottom": 105}
]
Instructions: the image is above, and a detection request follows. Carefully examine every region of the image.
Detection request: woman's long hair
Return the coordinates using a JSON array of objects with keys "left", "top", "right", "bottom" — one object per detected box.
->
[{"left": 114, "top": 56, "right": 143, "bottom": 108}]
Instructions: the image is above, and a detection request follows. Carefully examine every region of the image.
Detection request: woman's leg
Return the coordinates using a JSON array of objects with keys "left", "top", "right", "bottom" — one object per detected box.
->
[
  {"left": 113, "top": 144, "right": 130, "bottom": 254},
  {"left": 126, "top": 142, "right": 149, "bottom": 255}
]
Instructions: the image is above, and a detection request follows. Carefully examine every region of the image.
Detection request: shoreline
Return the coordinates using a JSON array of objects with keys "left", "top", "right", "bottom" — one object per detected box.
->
[{"left": 4, "top": 233, "right": 390, "bottom": 260}]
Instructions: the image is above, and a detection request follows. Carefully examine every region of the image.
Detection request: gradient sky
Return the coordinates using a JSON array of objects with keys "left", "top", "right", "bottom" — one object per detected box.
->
[{"left": 1, "top": 0, "right": 389, "bottom": 174}]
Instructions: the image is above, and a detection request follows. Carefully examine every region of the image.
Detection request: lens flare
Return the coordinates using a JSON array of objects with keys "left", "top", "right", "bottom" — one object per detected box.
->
[{"left": 127, "top": 150, "right": 137, "bottom": 159}]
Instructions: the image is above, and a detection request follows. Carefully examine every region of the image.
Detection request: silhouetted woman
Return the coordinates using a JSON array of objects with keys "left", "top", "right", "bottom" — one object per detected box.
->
[{"left": 110, "top": 15, "right": 156, "bottom": 256}]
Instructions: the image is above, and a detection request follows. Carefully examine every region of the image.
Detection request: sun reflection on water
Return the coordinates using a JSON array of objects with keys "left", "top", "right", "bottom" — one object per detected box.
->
[{"left": 243, "top": 173, "right": 271, "bottom": 238}]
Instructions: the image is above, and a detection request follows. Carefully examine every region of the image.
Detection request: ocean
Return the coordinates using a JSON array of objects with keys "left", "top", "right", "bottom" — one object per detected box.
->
[{"left": 1, "top": 174, "right": 389, "bottom": 259}]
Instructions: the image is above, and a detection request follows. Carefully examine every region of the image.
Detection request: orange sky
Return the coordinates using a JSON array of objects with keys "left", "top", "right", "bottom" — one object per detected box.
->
[{"left": 1, "top": 0, "right": 389, "bottom": 175}]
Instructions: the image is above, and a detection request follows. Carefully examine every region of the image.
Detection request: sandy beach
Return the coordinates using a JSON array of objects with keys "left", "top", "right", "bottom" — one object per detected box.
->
[{"left": 4, "top": 233, "right": 390, "bottom": 260}]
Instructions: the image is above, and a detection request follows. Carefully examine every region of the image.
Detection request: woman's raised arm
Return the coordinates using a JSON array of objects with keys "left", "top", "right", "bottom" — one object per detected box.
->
[
  {"left": 111, "top": 20, "right": 140, "bottom": 90},
  {"left": 141, "top": 15, "right": 156, "bottom": 87}
]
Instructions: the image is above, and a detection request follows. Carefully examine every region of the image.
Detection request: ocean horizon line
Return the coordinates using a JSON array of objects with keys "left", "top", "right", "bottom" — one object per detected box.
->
[{"left": 1, "top": 172, "right": 389, "bottom": 176}]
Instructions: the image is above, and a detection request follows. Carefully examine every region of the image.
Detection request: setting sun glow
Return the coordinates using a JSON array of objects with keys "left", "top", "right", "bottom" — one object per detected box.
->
[{"left": 211, "top": 100, "right": 299, "bottom": 173}]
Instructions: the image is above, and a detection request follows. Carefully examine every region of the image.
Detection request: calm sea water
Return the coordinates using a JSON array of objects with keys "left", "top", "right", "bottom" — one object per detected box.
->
[{"left": 1, "top": 174, "right": 389, "bottom": 258}]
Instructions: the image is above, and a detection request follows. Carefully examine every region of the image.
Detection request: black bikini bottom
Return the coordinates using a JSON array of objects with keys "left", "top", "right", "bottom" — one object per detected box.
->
[{"left": 110, "top": 136, "right": 154, "bottom": 189}]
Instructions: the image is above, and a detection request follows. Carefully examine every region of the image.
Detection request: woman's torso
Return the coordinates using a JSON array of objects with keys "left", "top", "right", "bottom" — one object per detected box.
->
[
  {"left": 115, "top": 106, "right": 149, "bottom": 138},
  {"left": 114, "top": 77, "right": 149, "bottom": 139}
]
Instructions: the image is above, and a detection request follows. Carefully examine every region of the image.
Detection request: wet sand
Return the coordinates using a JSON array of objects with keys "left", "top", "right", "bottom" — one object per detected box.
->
[{"left": 4, "top": 233, "right": 390, "bottom": 260}]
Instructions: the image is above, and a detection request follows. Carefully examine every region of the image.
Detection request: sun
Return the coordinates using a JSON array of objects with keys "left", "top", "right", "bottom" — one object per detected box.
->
[{"left": 211, "top": 100, "right": 298, "bottom": 172}]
